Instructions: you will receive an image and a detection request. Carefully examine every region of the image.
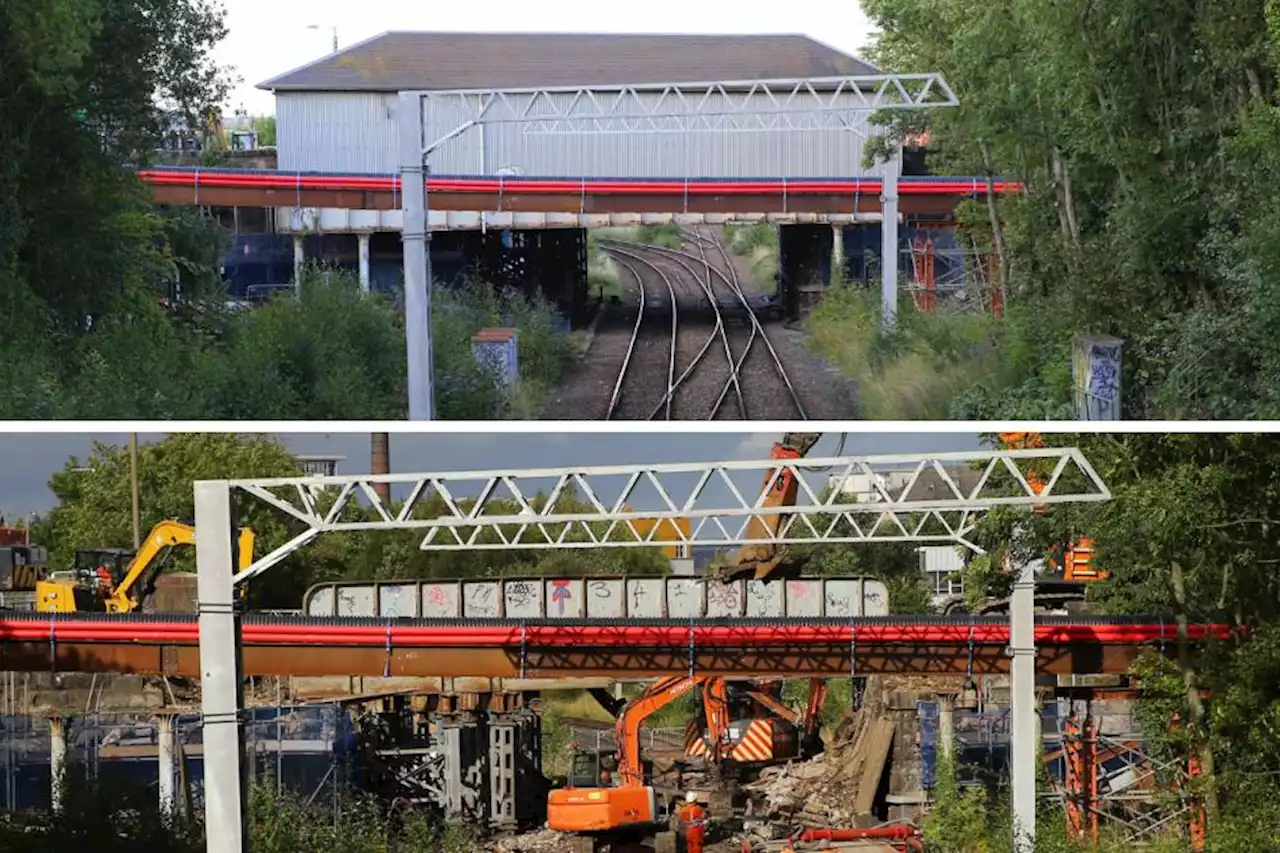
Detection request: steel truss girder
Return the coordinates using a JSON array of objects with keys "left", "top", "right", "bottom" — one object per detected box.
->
[
  {"left": 231, "top": 448, "right": 1110, "bottom": 580},
  {"left": 410, "top": 74, "right": 958, "bottom": 141}
]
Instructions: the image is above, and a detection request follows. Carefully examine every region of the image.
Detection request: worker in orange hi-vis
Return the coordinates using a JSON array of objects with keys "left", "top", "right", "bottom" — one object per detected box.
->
[{"left": 675, "top": 791, "right": 708, "bottom": 853}]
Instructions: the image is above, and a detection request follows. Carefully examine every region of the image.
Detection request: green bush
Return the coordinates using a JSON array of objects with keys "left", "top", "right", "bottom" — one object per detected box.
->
[
  {"left": 0, "top": 773, "right": 482, "bottom": 853},
  {"left": 804, "top": 284, "right": 1009, "bottom": 419},
  {"left": 634, "top": 223, "right": 684, "bottom": 250},
  {"left": 0, "top": 264, "right": 575, "bottom": 420},
  {"left": 725, "top": 222, "right": 778, "bottom": 293}
]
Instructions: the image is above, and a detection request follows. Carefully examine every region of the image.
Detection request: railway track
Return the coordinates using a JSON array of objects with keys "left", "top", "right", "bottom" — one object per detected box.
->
[{"left": 598, "top": 227, "right": 806, "bottom": 421}]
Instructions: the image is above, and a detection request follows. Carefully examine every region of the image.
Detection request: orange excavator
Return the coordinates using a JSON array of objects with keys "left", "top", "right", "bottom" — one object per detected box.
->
[
  {"left": 685, "top": 678, "right": 827, "bottom": 767},
  {"left": 550, "top": 436, "right": 834, "bottom": 852},
  {"left": 549, "top": 674, "right": 709, "bottom": 853}
]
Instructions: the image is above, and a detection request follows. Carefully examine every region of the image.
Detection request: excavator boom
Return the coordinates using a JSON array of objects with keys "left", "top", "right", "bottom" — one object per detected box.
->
[
  {"left": 36, "top": 522, "right": 255, "bottom": 614},
  {"left": 720, "top": 433, "right": 824, "bottom": 583}
]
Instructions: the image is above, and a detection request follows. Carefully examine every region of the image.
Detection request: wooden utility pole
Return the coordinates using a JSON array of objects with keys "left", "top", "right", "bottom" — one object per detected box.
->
[{"left": 129, "top": 433, "right": 141, "bottom": 550}]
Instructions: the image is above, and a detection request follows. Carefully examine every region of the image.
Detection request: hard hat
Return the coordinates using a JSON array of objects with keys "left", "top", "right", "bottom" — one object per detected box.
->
[{"left": 685, "top": 791, "right": 699, "bottom": 803}]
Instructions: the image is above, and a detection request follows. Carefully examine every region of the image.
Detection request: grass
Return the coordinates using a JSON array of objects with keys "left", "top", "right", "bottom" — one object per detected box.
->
[
  {"left": 804, "top": 284, "right": 1001, "bottom": 419},
  {"left": 725, "top": 222, "right": 779, "bottom": 294},
  {"left": 540, "top": 690, "right": 618, "bottom": 777},
  {"left": 586, "top": 233, "right": 625, "bottom": 301},
  {"left": 633, "top": 223, "right": 684, "bottom": 250}
]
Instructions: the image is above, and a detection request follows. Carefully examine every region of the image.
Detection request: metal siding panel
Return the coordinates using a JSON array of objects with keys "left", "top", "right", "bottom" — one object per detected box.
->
[
  {"left": 503, "top": 579, "right": 543, "bottom": 619},
  {"left": 706, "top": 580, "right": 744, "bottom": 618},
  {"left": 785, "top": 578, "right": 824, "bottom": 617},
  {"left": 463, "top": 581, "right": 503, "bottom": 618},
  {"left": 586, "top": 579, "right": 626, "bottom": 618},
  {"left": 306, "top": 586, "right": 334, "bottom": 617},
  {"left": 276, "top": 92, "right": 401, "bottom": 173},
  {"left": 421, "top": 582, "right": 461, "bottom": 617},
  {"left": 379, "top": 584, "right": 419, "bottom": 618},
  {"left": 546, "top": 578, "right": 585, "bottom": 618},
  {"left": 627, "top": 578, "right": 666, "bottom": 617},
  {"left": 666, "top": 577, "right": 704, "bottom": 618}
]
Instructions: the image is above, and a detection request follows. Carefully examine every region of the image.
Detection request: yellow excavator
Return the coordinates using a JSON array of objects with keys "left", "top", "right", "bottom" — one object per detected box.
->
[{"left": 35, "top": 520, "right": 255, "bottom": 614}]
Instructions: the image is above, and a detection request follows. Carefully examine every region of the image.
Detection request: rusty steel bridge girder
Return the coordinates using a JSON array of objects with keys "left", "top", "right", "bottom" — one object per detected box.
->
[
  {"left": 0, "top": 639, "right": 1142, "bottom": 679},
  {"left": 147, "top": 181, "right": 974, "bottom": 216}
]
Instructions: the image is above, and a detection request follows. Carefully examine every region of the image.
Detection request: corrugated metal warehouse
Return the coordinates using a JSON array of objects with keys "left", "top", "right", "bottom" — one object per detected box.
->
[{"left": 258, "top": 31, "right": 888, "bottom": 178}]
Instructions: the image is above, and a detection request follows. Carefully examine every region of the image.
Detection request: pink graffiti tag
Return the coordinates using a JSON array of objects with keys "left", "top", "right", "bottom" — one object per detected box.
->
[{"left": 550, "top": 580, "right": 572, "bottom": 615}]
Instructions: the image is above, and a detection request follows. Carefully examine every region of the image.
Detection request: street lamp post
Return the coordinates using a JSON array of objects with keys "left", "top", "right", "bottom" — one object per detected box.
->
[{"left": 306, "top": 24, "right": 339, "bottom": 53}]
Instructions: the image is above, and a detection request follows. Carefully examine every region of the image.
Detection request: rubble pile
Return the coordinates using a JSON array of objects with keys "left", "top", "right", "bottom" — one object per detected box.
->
[
  {"left": 488, "top": 828, "right": 571, "bottom": 853},
  {"left": 741, "top": 673, "right": 962, "bottom": 837}
]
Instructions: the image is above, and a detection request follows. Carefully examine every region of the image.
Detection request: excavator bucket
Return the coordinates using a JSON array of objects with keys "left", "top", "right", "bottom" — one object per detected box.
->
[{"left": 720, "top": 434, "right": 823, "bottom": 583}]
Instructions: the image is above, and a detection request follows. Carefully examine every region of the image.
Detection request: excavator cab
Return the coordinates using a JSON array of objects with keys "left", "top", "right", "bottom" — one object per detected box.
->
[
  {"left": 567, "top": 747, "right": 619, "bottom": 788},
  {"left": 74, "top": 548, "right": 134, "bottom": 587}
]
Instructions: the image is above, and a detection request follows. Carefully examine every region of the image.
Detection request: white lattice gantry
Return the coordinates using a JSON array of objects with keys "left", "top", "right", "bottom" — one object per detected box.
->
[
  {"left": 231, "top": 448, "right": 1109, "bottom": 581},
  {"left": 413, "top": 74, "right": 959, "bottom": 140}
]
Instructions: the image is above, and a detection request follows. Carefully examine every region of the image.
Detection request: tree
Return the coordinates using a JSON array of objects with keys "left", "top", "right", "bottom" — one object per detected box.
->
[
  {"left": 860, "top": 0, "right": 1280, "bottom": 418},
  {"left": 250, "top": 115, "right": 276, "bottom": 147},
  {"left": 34, "top": 435, "right": 674, "bottom": 609},
  {"left": 966, "top": 433, "right": 1280, "bottom": 844},
  {"left": 0, "top": 0, "right": 233, "bottom": 334},
  {"left": 35, "top": 433, "right": 331, "bottom": 606}
]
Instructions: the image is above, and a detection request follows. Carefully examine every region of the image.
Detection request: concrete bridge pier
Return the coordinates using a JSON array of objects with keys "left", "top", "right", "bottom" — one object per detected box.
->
[
  {"left": 157, "top": 714, "right": 178, "bottom": 819},
  {"left": 293, "top": 236, "right": 305, "bottom": 287},
  {"left": 50, "top": 716, "right": 67, "bottom": 812},
  {"left": 778, "top": 224, "right": 833, "bottom": 319},
  {"left": 833, "top": 225, "right": 846, "bottom": 283},
  {"left": 357, "top": 233, "right": 372, "bottom": 292}
]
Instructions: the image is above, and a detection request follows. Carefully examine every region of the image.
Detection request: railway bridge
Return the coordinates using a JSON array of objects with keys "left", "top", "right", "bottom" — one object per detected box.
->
[
  {"left": 163, "top": 32, "right": 1003, "bottom": 330},
  {"left": 0, "top": 447, "right": 1235, "bottom": 852}
]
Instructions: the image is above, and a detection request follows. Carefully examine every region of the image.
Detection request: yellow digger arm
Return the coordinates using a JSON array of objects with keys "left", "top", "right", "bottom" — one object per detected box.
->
[{"left": 106, "top": 521, "right": 256, "bottom": 614}]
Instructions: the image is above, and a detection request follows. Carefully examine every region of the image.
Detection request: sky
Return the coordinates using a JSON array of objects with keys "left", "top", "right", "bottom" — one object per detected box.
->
[
  {"left": 0, "top": 431, "right": 980, "bottom": 519},
  {"left": 214, "top": 0, "right": 880, "bottom": 115}
]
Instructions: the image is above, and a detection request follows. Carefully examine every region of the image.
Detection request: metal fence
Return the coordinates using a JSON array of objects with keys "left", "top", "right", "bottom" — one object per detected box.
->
[
  {"left": 0, "top": 703, "right": 353, "bottom": 814},
  {"left": 567, "top": 724, "right": 687, "bottom": 754}
]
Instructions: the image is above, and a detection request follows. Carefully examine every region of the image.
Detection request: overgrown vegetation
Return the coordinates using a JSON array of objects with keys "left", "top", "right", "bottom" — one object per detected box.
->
[
  {"left": 0, "top": 261, "right": 575, "bottom": 420},
  {"left": 957, "top": 433, "right": 1280, "bottom": 849},
  {"left": 805, "top": 286, "right": 1012, "bottom": 419},
  {"left": 854, "top": 0, "right": 1280, "bottom": 418},
  {"left": 0, "top": 0, "right": 575, "bottom": 420},
  {"left": 632, "top": 223, "right": 684, "bottom": 250},
  {"left": 0, "top": 773, "right": 481, "bottom": 853},
  {"left": 725, "top": 221, "right": 779, "bottom": 294},
  {"left": 586, "top": 233, "right": 624, "bottom": 301}
]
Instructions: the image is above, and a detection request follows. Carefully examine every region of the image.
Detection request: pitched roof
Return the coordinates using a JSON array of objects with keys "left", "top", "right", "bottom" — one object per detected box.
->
[{"left": 258, "top": 31, "right": 878, "bottom": 92}]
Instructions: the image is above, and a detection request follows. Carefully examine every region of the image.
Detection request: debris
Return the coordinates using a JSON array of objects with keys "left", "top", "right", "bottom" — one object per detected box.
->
[{"left": 488, "top": 828, "right": 572, "bottom": 853}]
